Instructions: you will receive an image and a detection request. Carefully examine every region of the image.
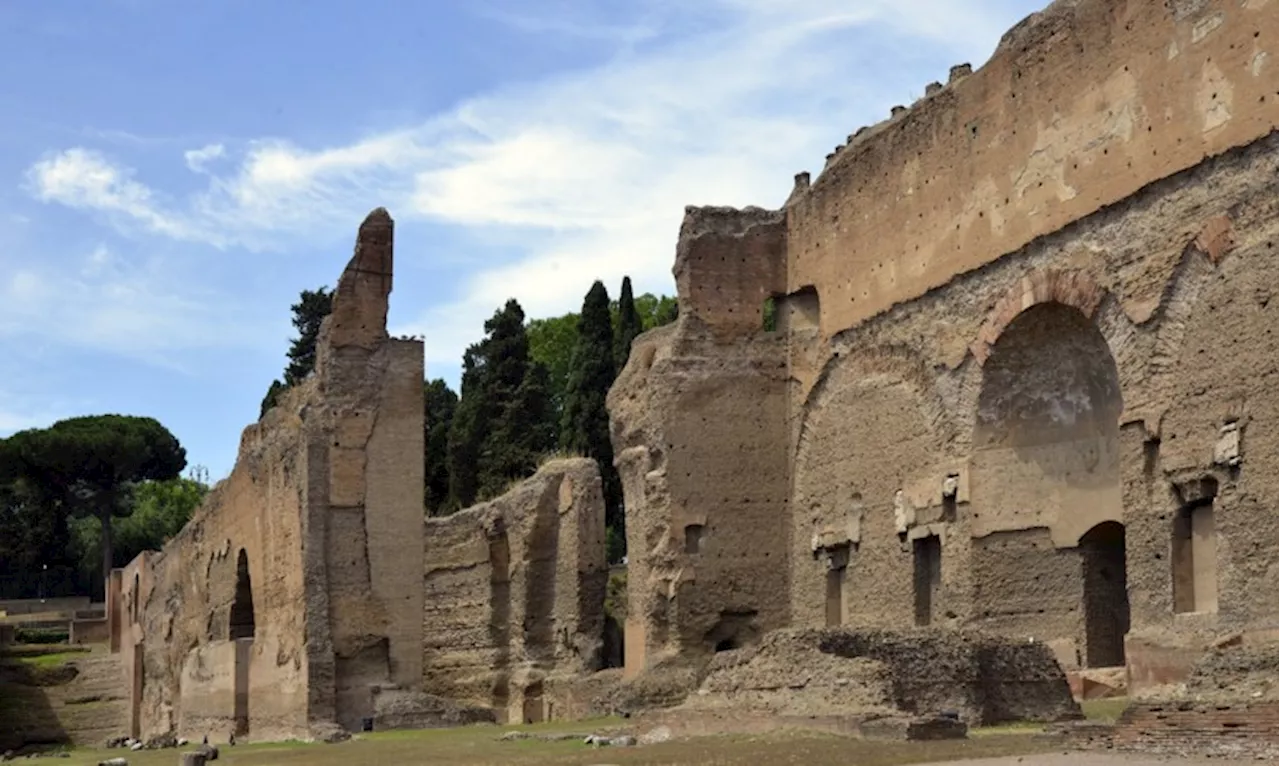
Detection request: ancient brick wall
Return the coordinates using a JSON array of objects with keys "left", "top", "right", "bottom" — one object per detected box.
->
[
  {"left": 777, "top": 0, "right": 1278, "bottom": 683},
  {"left": 608, "top": 206, "right": 793, "bottom": 678},
  {"left": 785, "top": 0, "right": 1276, "bottom": 343},
  {"left": 611, "top": 0, "right": 1276, "bottom": 693},
  {"left": 421, "top": 458, "right": 607, "bottom": 724},
  {"left": 112, "top": 209, "right": 427, "bottom": 743}
]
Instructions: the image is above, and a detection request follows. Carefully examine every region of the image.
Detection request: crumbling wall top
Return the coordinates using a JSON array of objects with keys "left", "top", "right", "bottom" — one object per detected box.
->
[
  {"left": 672, "top": 205, "right": 787, "bottom": 338},
  {"left": 785, "top": 0, "right": 1277, "bottom": 337},
  {"left": 320, "top": 207, "right": 394, "bottom": 354}
]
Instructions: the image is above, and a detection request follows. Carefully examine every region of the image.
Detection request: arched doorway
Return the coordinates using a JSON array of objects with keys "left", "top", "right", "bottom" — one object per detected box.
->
[
  {"left": 1079, "top": 521, "right": 1129, "bottom": 668},
  {"left": 971, "top": 301, "right": 1126, "bottom": 668},
  {"left": 230, "top": 549, "right": 255, "bottom": 640}
]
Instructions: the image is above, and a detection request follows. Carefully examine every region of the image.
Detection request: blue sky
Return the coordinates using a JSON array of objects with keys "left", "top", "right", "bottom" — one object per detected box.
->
[{"left": 1, "top": 0, "right": 1044, "bottom": 480}]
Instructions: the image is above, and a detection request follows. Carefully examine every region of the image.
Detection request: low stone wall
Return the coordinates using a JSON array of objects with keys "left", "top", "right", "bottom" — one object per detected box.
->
[
  {"left": 677, "top": 627, "right": 1082, "bottom": 726},
  {"left": 1050, "top": 644, "right": 1279, "bottom": 760},
  {"left": 422, "top": 458, "right": 608, "bottom": 724},
  {"left": 70, "top": 619, "right": 110, "bottom": 646},
  {"left": 1112, "top": 701, "right": 1279, "bottom": 759}
]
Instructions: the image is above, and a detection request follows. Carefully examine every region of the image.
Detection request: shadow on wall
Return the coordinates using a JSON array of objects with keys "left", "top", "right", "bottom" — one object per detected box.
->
[{"left": 974, "top": 302, "right": 1123, "bottom": 476}]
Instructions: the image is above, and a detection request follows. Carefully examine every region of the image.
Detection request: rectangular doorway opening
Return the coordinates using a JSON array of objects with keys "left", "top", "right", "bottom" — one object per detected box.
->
[
  {"left": 824, "top": 544, "right": 850, "bottom": 627},
  {"left": 1173, "top": 497, "right": 1218, "bottom": 614},
  {"left": 913, "top": 535, "right": 941, "bottom": 626}
]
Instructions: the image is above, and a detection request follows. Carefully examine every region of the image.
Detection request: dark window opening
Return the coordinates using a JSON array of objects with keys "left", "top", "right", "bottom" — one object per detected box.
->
[
  {"left": 1080, "top": 521, "right": 1129, "bottom": 668},
  {"left": 229, "top": 549, "right": 256, "bottom": 640},
  {"left": 913, "top": 535, "right": 942, "bottom": 626},
  {"left": 684, "top": 524, "right": 706, "bottom": 554}
]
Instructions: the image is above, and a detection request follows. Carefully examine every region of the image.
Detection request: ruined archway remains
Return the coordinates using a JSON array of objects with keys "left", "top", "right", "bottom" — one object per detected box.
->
[{"left": 969, "top": 301, "right": 1127, "bottom": 669}]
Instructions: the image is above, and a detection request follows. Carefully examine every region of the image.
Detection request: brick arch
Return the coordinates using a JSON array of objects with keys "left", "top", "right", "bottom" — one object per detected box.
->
[
  {"left": 796, "top": 343, "right": 955, "bottom": 464},
  {"left": 970, "top": 269, "right": 1106, "bottom": 365}
]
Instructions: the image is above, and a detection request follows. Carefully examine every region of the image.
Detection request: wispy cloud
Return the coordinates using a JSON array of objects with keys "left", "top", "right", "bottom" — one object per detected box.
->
[
  {"left": 0, "top": 242, "right": 265, "bottom": 370},
  {"left": 23, "top": 0, "right": 1016, "bottom": 381},
  {"left": 25, "top": 148, "right": 199, "bottom": 242},
  {"left": 183, "top": 143, "right": 225, "bottom": 174}
]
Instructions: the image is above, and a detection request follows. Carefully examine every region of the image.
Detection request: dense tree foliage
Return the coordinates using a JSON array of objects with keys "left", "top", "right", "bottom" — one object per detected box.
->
[
  {"left": 0, "top": 415, "right": 187, "bottom": 599},
  {"left": 527, "top": 312, "right": 578, "bottom": 418},
  {"left": 423, "top": 379, "right": 458, "bottom": 516},
  {"left": 527, "top": 289, "right": 677, "bottom": 424},
  {"left": 445, "top": 300, "right": 555, "bottom": 510},
  {"left": 261, "top": 286, "right": 334, "bottom": 417},
  {"left": 70, "top": 472, "right": 210, "bottom": 594}
]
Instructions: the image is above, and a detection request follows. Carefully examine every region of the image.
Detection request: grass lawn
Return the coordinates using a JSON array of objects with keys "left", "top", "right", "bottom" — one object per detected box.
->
[{"left": 51, "top": 720, "right": 1055, "bottom": 766}]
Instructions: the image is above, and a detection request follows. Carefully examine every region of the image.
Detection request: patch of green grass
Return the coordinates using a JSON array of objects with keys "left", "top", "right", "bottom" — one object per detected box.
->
[
  {"left": 1080, "top": 696, "right": 1128, "bottom": 723},
  {"left": 13, "top": 650, "right": 89, "bottom": 668},
  {"left": 2, "top": 643, "right": 92, "bottom": 660}
]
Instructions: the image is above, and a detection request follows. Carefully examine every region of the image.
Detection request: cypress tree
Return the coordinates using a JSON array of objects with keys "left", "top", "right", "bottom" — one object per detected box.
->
[
  {"left": 482, "top": 362, "right": 555, "bottom": 499},
  {"left": 424, "top": 379, "right": 458, "bottom": 515},
  {"left": 283, "top": 287, "right": 334, "bottom": 386},
  {"left": 614, "top": 276, "right": 643, "bottom": 372},
  {"left": 561, "top": 281, "right": 624, "bottom": 555},
  {"left": 446, "top": 300, "right": 546, "bottom": 509}
]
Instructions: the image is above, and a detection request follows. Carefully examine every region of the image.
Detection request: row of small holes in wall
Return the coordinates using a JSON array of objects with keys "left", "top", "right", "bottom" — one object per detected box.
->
[{"left": 798, "top": 42, "right": 1270, "bottom": 278}]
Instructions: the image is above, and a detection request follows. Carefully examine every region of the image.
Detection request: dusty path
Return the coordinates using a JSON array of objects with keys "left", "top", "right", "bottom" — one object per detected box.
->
[{"left": 925, "top": 754, "right": 1260, "bottom": 766}]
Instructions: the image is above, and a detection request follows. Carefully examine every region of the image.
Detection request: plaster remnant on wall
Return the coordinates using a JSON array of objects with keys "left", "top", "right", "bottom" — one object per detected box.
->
[
  {"left": 1211, "top": 421, "right": 1241, "bottom": 467},
  {"left": 1198, "top": 62, "right": 1234, "bottom": 134},
  {"left": 1251, "top": 51, "right": 1268, "bottom": 77},
  {"left": 1190, "top": 12, "right": 1224, "bottom": 43},
  {"left": 1013, "top": 68, "right": 1140, "bottom": 215},
  {"left": 892, "top": 491, "right": 911, "bottom": 535}
]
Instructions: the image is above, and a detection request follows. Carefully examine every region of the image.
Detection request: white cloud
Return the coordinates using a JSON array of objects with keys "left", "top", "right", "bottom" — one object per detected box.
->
[
  {"left": 25, "top": 148, "right": 200, "bottom": 242},
  {"left": 183, "top": 142, "right": 226, "bottom": 173},
  {"left": 0, "top": 243, "right": 265, "bottom": 370},
  {"left": 24, "top": 0, "right": 1020, "bottom": 384}
]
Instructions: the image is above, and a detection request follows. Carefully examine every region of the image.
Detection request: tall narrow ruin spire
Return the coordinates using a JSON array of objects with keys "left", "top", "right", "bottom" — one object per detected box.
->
[{"left": 321, "top": 208, "right": 395, "bottom": 353}]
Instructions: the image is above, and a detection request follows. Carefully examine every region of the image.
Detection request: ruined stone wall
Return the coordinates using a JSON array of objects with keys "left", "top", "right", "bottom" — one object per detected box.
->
[
  {"left": 775, "top": 0, "right": 1279, "bottom": 682},
  {"left": 784, "top": 0, "right": 1276, "bottom": 343},
  {"left": 789, "top": 132, "right": 1277, "bottom": 671},
  {"left": 608, "top": 206, "right": 792, "bottom": 678},
  {"left": 115, "top": 209, "right": 426, "bottom": 742},
  {"left": 118, "top": 410, "right": 313, "bottom": 742},
  {"left": 421, "top": 458, "right": 606, "bottom": 724},
  {"left": 677, "top": 627, "right": 1081, "bottom": 726}
]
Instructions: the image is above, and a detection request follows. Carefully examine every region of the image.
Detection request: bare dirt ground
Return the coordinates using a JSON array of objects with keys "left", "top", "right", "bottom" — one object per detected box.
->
[{"left": 51, "top": 723, "right": 1260, "bottom": 766}]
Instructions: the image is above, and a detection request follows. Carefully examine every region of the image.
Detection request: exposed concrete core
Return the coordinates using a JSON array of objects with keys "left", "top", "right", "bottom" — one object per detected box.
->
[
  {"left": 669, "top": 627, "right": 1081, "bottom": 726},
  {"left": 610, "top": 0, "right": 1278, "bottom": 701},
  {"left": 110, "top": 209, "right": 428, "bottom": 743},
  {"left": 421, "top": 458, "right": 607, "bottom": 724}
]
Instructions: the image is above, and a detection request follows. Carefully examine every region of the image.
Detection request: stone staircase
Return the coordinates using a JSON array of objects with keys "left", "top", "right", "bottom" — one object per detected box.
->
[{"left": 0, "top": 647, "right": 128, "bottom": 751}]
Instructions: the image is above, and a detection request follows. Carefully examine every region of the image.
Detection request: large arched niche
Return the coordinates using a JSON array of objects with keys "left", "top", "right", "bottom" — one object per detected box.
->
[
  {"left": 791, "top": 349, "right": 947, "bottom": 629},
  {"left": 970, "top": 300, "right": 1124, "bottom": 547}
]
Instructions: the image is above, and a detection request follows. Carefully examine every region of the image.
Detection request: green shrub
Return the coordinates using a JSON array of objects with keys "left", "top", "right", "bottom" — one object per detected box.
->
[{"left": 14, "top": 627, "right": 69, "bottom": 645}]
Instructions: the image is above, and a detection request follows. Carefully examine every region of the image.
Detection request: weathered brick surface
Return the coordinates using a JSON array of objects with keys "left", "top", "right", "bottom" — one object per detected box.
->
[
  {"left": 1111, "top": 702, "right": 1279, "bottom": 758},
  {"left": 421, "top": 459, "right": 606, "bottom": 724},
  {"left": 111, "top": 209, "right": 426, "bottom": 743},
  {"left": 610, "top": 0, "right": 1278, "bottom": 709}
]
